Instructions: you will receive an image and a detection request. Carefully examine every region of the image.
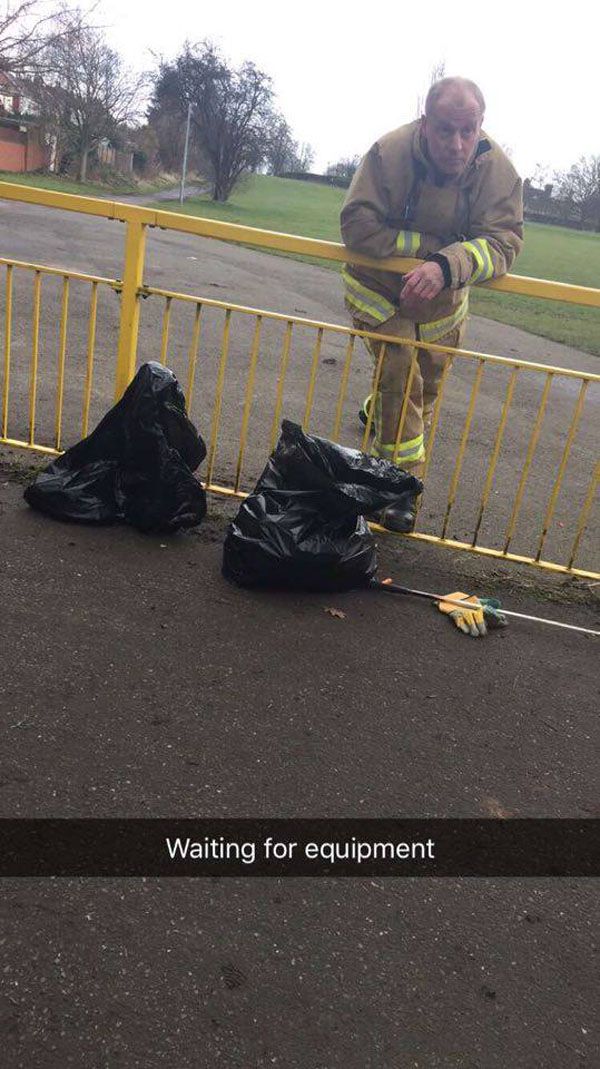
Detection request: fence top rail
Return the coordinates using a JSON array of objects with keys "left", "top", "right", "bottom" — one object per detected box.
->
[
  {"left": 142, "top": 283, "right": 600, "bottom": 383},
  {"left": 1, "top": 180, "right": 600, "bottom": 308},
  {"left": 0, "top": 255, "right": 120, "bottom": 288}
]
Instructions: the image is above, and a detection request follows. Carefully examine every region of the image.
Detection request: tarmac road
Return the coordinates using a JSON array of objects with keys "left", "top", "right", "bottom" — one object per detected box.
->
[
  {"left": 1, "top": 197, "right": 599, "bottom": 1067},
  {"left": 1, "top": 197, "right": 598, "bottom": 572},
  {"left": 0, "top": 474, "right": 599, "bottom": 1067}
]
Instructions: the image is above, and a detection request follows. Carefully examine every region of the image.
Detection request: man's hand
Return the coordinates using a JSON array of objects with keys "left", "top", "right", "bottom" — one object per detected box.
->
[{"left": 401, "top": 262, "right": 445, "bottom": 304}]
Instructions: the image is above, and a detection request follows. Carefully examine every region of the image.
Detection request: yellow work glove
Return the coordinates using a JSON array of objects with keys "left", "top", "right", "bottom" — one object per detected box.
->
[{"left": 437, "top": 591, "right": 487, "bottom": 637}]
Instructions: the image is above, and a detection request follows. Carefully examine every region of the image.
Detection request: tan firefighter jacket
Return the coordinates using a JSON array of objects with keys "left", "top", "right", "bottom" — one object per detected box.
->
[{"left": 341, "top": 120, "right": 523, "bottom": 341}]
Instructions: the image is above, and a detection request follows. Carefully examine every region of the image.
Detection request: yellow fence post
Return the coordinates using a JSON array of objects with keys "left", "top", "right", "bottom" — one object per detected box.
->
[{"left": 114, "top": 218, "right": 147, "bottom": 401}]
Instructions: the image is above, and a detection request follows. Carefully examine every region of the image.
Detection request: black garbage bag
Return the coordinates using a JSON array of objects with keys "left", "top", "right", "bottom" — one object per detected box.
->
[
  {"left": 222, "top": 420, "right": 422, "bottom": 591},
  {"left": 24, "top": 362, "right": 207, "bottom": 532}
]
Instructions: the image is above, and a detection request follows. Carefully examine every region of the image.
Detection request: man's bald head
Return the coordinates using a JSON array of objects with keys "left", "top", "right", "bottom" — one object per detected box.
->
[
  {"left": 422, "top": 77, "right": 485, "bottom": 177},
  {"left": 425, "top": 77, "right": 485, "bottom": 118}
]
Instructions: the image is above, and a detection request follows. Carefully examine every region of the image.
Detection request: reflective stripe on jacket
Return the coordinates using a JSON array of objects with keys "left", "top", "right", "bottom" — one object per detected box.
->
[
  {"left": 345, "top": 275, "right": 470, "bottom": 343},
  {"left": 340, "top": 120, "right": 523, "bottom": 331}
]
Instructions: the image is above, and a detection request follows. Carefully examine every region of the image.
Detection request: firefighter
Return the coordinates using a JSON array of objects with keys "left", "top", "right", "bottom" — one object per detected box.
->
[{"left": 341, "top": 76, "right": 523, "bottom": 531}]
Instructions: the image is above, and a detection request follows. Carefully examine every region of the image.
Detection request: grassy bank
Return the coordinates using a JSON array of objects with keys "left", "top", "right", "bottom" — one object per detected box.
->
[
  {"left": 165, "top": 175, "right": 600, "bottom": 356},
  {"left": 165, "top": 173, "right": 344, "bottom": 240},
  {"left": 470, "top": 223, "right": 600, "bottom": 355},
  {"left": 0, "top": 171, "right": 182, "bottom": 198}
]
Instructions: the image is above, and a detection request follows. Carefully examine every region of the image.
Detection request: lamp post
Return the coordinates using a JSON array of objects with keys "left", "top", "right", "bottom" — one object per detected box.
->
[{"left": 179, "top": 102, "right": 192, "bottom": 206}]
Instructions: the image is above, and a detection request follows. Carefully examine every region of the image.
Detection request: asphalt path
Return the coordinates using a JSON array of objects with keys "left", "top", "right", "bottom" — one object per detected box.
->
[
  {"left": 1, "top": 198, "right": 598, "bottom": 572},
  {"left": 1, "top": 473, "right": 599, "bottom": 1067},
  {"left": 1, "top": 197, "right": 599, "bottom": 1067}
]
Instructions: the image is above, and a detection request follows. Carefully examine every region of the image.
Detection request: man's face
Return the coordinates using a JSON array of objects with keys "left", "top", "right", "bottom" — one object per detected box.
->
[{"left": 422, "top": 95, "right": 483, "bottom": 176}]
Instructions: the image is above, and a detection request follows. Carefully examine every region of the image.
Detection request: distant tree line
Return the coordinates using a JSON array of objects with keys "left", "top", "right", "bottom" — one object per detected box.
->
[
  {"left": 325, "top": 155, "right": 360, "bottom": 186},
  {"left": 0, "top": 8, "right": 316, "bottom": 198},
  {"left": 554, "top": 157, "right": 600, "bottom": 231},
  {"left": 2, "top": 6, "right": 598, "bottom": 215},
  {"left": 526, "top": 157, "right": 600, "bottom": 231}
]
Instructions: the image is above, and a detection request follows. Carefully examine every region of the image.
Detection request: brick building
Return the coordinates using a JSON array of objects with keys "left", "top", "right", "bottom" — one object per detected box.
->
[
  {"left": 0, "top": 72, "right": 47, "bottom": 172},
  {"left": 0, "top": 117, "right": 47, "bottom": 171}
]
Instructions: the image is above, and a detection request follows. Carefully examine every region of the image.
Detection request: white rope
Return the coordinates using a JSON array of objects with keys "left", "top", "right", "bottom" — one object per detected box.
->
[
  {"left": 376, "top": 582, "right": 600, "bottom": 637},
  {"left": 478, "top": 607, "right": 600, "bottom": 637}
]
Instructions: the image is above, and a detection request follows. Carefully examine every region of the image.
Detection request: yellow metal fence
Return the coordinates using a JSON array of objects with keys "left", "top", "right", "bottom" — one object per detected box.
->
[
  {"left": 1, "top": 181, "right": 598, "bottom": 580},
  {"left": 1, "top": 256, "right": 119, "bottom": 453}
]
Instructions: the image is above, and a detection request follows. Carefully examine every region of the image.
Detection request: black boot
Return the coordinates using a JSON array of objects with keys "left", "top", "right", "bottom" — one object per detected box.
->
[{"left": 370, "top": 491, "right": 419, "bottom": 533}]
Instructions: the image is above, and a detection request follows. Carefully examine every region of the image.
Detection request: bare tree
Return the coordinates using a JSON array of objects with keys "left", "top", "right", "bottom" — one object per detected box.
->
[
  {"left": 264, "top": 118, "right": 315, "bottom": 177},
  {"left": 554, "top": 155, "right": 600, "bottom": 231},
  {"left": 530, "top": 162, "right": 552, "bottom": 188},
  {"left": 0, "top": 0, "right": 88, "bottom": 76},
  {"left": 416, "top": 60, "right": 446, "bottom": 118},
  {"left": 264, "top": 114, "right": 297, "bottom": 176},
  {"left": 41, "top": 12, "right": 144, "bottom": 181},
  {"left": 150, "top": 41, "right": 277, "bottom": 201},
  {"left": 292, "top": 141, "right": 314, "bottom": 173},
  {"left": 326, "top": 155, "right": 360, "bottom": 184},
  {"left": 147, "top": 62, "right": 191, "bottom": 173}
]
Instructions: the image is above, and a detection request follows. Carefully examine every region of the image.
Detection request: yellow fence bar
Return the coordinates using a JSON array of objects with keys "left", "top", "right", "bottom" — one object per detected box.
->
[
  {"left": 1, "top": 181, "right": 599, "bottom": 308},
  {"left": 303, "top": 328, "right": 323, "bottom": 432},
  {"left": 331, "top": 334, "right": 355, "bottom": 441},
  {"left": 269, "top": 321, "right": 293, "bottom": 452},
  {"left": 567, "top": 461, "right": 599, "bottom": 571},
  {"left": 503, "top": 373, "right": 554, "bottom": 554},
  {"left": 82, "top": 282, "right": 98, "bottom": 437},
  {"left": 392, "top": 359, "right": 417, "bottom": 463},
  {"left": 419, "top": 356, "right": 453, "bottom": 485},
  {"left": 28, "top": 271, "right": 42, "bottom": 445},
  {"left": 1, "top": 437, "right": 59, "bottom": 456},
  {"left": 234, "top": 316, "right": 262, "bottom": 493},
  {"left": 534, "top": 381, "right": 589, "bottom": 561},
  {"left": 483, "top": 272, "right": 600, "bottom": 306},
  {"left": 0, "top": 183, "right": 156, "bottom": 221},
  {"left": 360, "top": 343, "right": 387, "bottom": 453},
  {"left": 471, "top": 366, "right": 519, "bottom": 547},
  {"left": 115, "top": 219, "right": 146, "bottom": 401},
  {"left": 2, "top": 264, "right": 13, "bottom": 439},
  {"left": 142, "top": 287, "right": 600, "bottom": 383},
  {"left": 0, "top": 256, "right": 120, "bottom": 289},
  {"left": 440, "top": 359, "right": 485, "bottom": 539},
  {"left": 159, "top": 297, "right": 173, "bottom": 366},
  {"left": 400, "top": 530, "right": 599, "bottom": 581},
  {"left": 54, "top": 277, "right": 69, "bottom": 450},
  {"left": 205, "top": 309, "right": 232, "bottom": 486},
  {"left": 185, "top": 303, "right": 202, "bottom": 410}
]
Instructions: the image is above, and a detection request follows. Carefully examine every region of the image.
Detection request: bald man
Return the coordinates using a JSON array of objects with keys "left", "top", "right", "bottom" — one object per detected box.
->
[{"left": 341, "top": 77, "right": 523, "bottom": 532}]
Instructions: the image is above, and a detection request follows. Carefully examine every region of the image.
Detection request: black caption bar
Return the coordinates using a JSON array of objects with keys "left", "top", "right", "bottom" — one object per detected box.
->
[{"left": 0, "top": 820, "right": 599, "bottom": 877}]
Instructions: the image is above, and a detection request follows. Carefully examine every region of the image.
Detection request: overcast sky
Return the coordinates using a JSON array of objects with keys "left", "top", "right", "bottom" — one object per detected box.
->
[{"left": 101, "top": 0, "right": 597, "bottom": 181}]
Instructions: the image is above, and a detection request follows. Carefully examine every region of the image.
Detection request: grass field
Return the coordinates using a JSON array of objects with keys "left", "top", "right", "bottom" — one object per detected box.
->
[
  {"left": 164, "top": 175, "right": 600, "bottom": 356},
  {"left": 0, "top": 171, "right": 182, "bottom": 198}
]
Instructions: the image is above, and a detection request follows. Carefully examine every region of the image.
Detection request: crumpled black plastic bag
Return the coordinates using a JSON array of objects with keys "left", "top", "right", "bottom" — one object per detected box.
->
[
  {"left": 222, "top": 420, "right": 423, "bottom": 591},
  {"left": 24, "top": 362, "right": 207, "bottom": 532}
]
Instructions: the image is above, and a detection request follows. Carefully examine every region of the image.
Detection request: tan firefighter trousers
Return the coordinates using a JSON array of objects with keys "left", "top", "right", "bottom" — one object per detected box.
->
[{"left": 356, "top": 312, "right": 466, "bottom": 478}]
